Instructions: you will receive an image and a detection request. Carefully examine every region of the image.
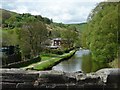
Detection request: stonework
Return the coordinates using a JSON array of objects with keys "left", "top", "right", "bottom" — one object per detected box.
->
[{"left": 0, "top": 68, "right": 120, "bottom": 89}]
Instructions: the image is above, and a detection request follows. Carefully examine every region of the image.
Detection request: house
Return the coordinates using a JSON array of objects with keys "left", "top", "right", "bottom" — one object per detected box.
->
[
  {"left": 46, "top": 38, "right": 62, "bottom": 49},
  {"left": 51, "top": 38, "right": 61, "bottom": 46},
  {"left": 46, "top": 38, "right": 69, "bottom": 49}
]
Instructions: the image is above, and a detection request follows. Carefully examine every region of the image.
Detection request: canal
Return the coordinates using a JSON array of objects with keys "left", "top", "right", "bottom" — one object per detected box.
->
[{"left": 52, "top": 49, "right": 109, "bottom": 73}]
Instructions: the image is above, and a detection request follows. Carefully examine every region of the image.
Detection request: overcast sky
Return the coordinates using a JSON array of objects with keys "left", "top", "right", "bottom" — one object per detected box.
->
[{"left": 2, "top": 0, "right": 105, "bottom": 24}]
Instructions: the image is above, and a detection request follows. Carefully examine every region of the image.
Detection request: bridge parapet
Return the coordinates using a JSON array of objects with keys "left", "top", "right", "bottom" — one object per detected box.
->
[{"left": 0, "top": 68, "right": 120, "bottom": 89}]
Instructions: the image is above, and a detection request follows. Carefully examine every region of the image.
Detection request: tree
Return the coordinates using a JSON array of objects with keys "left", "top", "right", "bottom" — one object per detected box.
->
[
  {"left": 35, "top": 15, "right": 43, "bottom": 21},
  {"left": 2, "top": 29, "right": 19, "bottom": 46},
  {"left": 19, "top": 21, "right": 48, "bottom": 59},
  {"left": 61, "top": 26, "right": 79, "bottom": 48},
  {"left": 5, "top": 15, "right": 16, "bottom": 28},
  {"left": 43, "top": 17, "right": 51, "bottom": 24},
  {"left": 84, "top": 2, "right": 119, "bottom": 62}
]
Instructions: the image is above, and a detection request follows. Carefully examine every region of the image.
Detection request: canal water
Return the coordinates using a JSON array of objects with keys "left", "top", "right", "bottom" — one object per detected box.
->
[{"left": 52, "top": 49, "right": 109, "bottom": 73}]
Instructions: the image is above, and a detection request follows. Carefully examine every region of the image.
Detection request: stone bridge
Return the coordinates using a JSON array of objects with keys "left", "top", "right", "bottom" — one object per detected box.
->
[{"left": 0, "top": 68, "right": 120, "bottom": 90}]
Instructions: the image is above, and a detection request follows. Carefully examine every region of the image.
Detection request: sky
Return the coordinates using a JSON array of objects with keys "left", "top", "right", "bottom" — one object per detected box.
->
[{"left": 1, "top": 0, "right": 105, "bottom": 24}]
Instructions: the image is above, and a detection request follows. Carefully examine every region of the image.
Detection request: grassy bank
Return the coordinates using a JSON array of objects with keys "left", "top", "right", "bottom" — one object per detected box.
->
[
  {"left": 23, "top": 50, "right": 76, "bottom": 70},
  {"left": 108, "top": 58, "right": 120, "bottom": 68}
]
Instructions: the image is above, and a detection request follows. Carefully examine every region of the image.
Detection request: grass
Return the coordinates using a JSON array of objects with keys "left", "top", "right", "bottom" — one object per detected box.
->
[
  {"left": 109, "top": 58, "right": 120, "bottom": 68},
  {"left": 23, "top": 50, "right": 76, "bottom": 70},
  {"left": 33, "top": 57, "right": 61, "bottom": 70},
  {"left": 33, "top": 50, "right": 75, "bottom": 70},
  {"left": 40, "top": 53, "right": 60, "bottom": 61},
  {"left": 41, "top": 56, "right": 53, "bottom": 61}
]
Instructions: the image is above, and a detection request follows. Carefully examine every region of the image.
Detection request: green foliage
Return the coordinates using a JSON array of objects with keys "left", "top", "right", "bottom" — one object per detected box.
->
[
  {"left": 1, "top": 9, "right": 53, "bottom": 29},
  {"left": 82, "top": 53, "right": 110, "bottom": 73},
  {"left": 2, "top": 28, "right": 19, "bottom": 46},
  {"left": 61, "top": 26, "right": 79, "bottom": 48},
  {"left": 82, "top": 2, "right": 119, "bottom": 62},
  {"left": 1, "top": 9, "right": 14, "bottom": 24},
  {"left": 2, "top": 8, "right": 83, "bottom": 62},
  {"left": 19, "top": 21, "right": 48, "bottom": 59},
  {"left": 63, "top": 23, "right": 87, "bottom": 48}
]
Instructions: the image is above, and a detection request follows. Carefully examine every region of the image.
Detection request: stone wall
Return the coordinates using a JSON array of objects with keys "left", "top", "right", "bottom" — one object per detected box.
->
[
  {"left": 0, "top": 68, "right": 120, "bottom": 89},
  {"left": 2, "top": 56, "right": 41, "bottom": 68}
]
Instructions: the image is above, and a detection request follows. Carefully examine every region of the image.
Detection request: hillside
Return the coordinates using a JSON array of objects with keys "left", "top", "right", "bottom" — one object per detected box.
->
[
  {"left": 1, "top": 9, "right": 87, "bottom": 60},
  {"left": 1, "top": 9, "right": 87, "bottom": 31},
  {"left": 65, "top": 23, "right": 87, "bottom": 32},
  {"left": 1, "top": 8, "right": 87, "bottom": 40},
  {"left": 1, "top": 9, "right": 53, "bottom": 28}
]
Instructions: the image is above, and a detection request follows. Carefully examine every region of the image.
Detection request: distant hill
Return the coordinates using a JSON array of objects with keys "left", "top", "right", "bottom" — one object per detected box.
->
[
  {"left": 1, "top": 8, "right": 88, "bottom": 40},
  {"left": 1, "top": 8, "right": 53, "bottom": 28},
  {"left": 1, "top": 9, "right": 88, "bottom": 46},
  {"left": 65, "top": 23, "right": 87, "bottom": 32},
  {"left": 1, "top": 9, "right": 17, "bottom": 24},
  {"left": 1, "top": 8, "right": 87, "bottom": 32}
]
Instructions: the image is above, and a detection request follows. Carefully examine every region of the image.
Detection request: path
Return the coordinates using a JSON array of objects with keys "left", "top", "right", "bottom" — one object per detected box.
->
[{"left": 21, "top": 57, "right": 57, "bottom": 70}]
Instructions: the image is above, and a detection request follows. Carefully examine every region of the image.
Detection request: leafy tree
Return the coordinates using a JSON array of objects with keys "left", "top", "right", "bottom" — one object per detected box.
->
[
  {"left": 35, "top": 15, "right": 44, "bottom": 21},
  {"left": 80, "top": 27, "right": 89, "bottom": 48},
  {"left": 5, "top": 15, "right": 17, "bottom": 28},
  {"left": 61, "top": 26, "right": 79, "bottom": 48},
  {"left": 2, "top": 29, "right": 19, "bottom": 46},
  {"left": 43, "top": 17, "right": 51, "bottom": 24},
  {"left": 19, "top": 21, "right": 48, "bottom": 59},
  {"left": 84, "top": 2, "right": 119, "bottom": 62},
  {"left": 51, "top": 29, "right": 61, "bottom": 38}
]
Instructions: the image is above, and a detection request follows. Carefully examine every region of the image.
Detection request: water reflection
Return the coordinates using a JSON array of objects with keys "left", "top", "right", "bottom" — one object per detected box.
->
[
  {"left": 52, "top": 49, "right": 90, "bottom": 72},
  {"left": 52, "top": 55, "right": 82, "bottom": 72},
  {"left": 82, "top": 53, "right": 110, "bottom": 73},
  {"left": 52, "top": 49, "right": 109, "bottom": 73}
]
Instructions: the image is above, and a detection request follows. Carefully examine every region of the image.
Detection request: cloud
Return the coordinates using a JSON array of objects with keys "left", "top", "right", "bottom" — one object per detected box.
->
[
  {"left": 2, "top": 0, "right": 102, "bottom": 24},
  {"left": 11, "top": 5, "right": 29, "bottom": 14}
]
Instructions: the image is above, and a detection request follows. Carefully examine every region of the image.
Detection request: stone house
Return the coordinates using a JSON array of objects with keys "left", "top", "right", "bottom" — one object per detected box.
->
[{"left": 46, "top": 38, "right": 62, "bottom": 49}]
